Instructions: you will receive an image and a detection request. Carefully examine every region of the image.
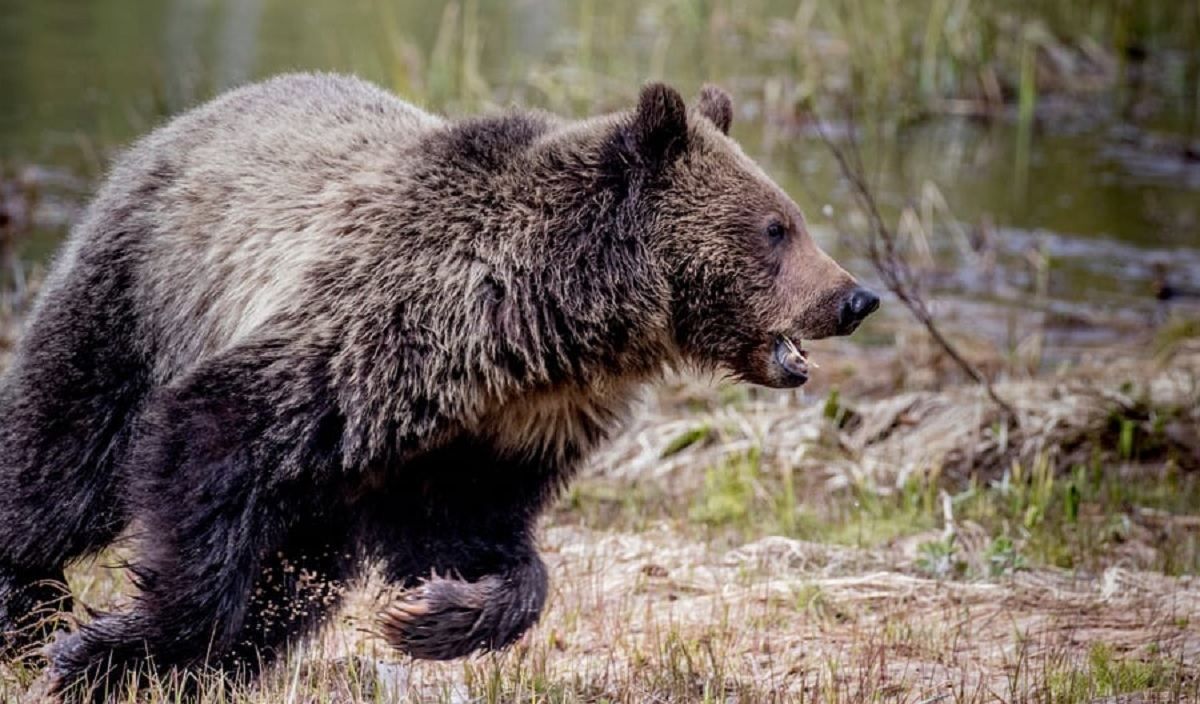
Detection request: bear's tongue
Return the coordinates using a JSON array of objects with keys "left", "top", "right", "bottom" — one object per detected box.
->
[{"left": 774, "top": 335, "right": 814, "bottom": 381}]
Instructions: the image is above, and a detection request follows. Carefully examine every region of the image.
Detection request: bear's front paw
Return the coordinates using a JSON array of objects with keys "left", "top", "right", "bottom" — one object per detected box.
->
[{"left": 378, "top": 575, "right": 503, "bottom": 660}]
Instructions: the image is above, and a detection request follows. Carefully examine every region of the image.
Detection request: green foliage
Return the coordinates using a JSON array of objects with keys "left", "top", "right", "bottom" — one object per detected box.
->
[
  {"left": 1118, "top": 416, "right": 1136, "bottom": 460},
  {"left": 1064, "top": 479, "right": 1081, "bottom": 524},
  {"left": 690, "top": 449, "right": 760, "bottom": 527},
  {"left": 660, "top": 424, "right": 712, "bottom": 458},
  {"left": 1046, "top": 643, "right": 1180, "bottom": 703},
  {"left": 915, "top": 533, "right": 965, "bottom": 579},
  {"left": 984, "top": 535, "right": 1026, "bottom": 577}
]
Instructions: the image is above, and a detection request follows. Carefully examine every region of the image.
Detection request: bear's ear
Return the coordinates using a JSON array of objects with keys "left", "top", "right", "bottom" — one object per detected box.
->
[
  {"left": 628, "top": 82, "right": 688, "bottom": 166},
  {"left": 696, "top": 84, "right": 733, "bottom": 135}
]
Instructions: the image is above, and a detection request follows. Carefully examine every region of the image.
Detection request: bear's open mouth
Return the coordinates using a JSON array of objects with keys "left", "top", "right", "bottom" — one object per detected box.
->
[{"left": 773, "top": 335, "right": 816, "bottom": 384}]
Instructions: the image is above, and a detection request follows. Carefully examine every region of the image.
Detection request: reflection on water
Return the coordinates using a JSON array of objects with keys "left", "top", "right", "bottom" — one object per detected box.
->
[{"left": 1, "top": 0, "right": 1197, "bottom": 321}]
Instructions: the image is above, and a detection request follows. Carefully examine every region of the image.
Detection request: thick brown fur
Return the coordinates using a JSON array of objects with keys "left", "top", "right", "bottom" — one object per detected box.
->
[{"left": 0, "top": 73, "right": 872, "bottom": 699}]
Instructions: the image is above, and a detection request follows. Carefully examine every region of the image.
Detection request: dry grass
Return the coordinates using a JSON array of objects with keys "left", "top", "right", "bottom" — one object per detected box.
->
[
  {"left": 592, "top": 350, "right": 1200, "bottom": 492},
  {"left": 2, "top": 215, "right": 1199, "bottom": 701},
  {"left": 2, "top": 332, "right": 1198, "bottom": 702},
  {"left": 4, "top": 525, "right": 1196, "bottom": 702}
]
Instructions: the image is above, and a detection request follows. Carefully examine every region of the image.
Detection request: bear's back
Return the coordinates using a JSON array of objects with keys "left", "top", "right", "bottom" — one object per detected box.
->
[{"left": 80, "top": 73, "right": 443, "bottom": 383}]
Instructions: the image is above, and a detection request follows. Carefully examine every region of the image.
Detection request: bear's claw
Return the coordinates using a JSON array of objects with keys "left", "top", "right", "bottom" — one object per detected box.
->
[{"left": 379, "top": 575, "right": 502, "bottom": 661}]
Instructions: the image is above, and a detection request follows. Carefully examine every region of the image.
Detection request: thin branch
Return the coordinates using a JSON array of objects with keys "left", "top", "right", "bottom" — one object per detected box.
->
[{"left": 812, "top": 106, "right": 1020, "bottom": 425}]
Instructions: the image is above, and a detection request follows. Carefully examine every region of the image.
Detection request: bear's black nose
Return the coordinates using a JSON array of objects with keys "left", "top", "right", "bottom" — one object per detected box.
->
[{"left": 837, "top": 287, "right": 880, "bottom": 334}]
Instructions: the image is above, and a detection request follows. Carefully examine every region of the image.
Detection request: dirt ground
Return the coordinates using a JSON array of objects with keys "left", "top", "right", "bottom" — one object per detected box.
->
[
  {"left": 2, "top": 314, "right": 1199, "bottom": 702},
  {"left": 315, "top": 524, "right": 1199, "bottom": 702}
]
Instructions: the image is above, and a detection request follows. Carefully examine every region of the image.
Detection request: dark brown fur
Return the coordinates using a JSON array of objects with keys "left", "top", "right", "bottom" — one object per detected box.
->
[{"left": 0, "top": 73, "right": 873, "bottom": 699}]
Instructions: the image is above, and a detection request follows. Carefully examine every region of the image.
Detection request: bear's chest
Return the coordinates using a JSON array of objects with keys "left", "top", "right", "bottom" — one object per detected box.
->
[{"left": 478, "top": 379, "right": 641, "bottom": 466}]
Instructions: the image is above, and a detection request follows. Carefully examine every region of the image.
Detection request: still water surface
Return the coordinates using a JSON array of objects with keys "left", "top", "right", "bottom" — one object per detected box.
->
[{"left": 1, "top": 0, "right": 1197, "bottom": 324}]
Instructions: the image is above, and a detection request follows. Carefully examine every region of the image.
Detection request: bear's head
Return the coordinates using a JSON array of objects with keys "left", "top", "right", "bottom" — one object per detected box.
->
[{"left": 613, "top": 82, "right": 879, "bottom": 388}]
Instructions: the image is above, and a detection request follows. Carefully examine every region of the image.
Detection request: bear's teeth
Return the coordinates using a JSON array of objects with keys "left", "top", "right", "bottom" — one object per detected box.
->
[{"left": 782, "top": 335, "right": 819, "bottom": 369}]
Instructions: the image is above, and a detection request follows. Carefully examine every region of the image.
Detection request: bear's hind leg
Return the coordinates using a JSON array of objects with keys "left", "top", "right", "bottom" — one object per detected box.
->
[
  {"left": 45, "top": 521, "right": 358, "bottom": 703},
  {"left": 42, "top": 338, "right": 346, "bottom": 698},
  {"left": 0, "top": 259, "right": 149, "bottom": 658}
]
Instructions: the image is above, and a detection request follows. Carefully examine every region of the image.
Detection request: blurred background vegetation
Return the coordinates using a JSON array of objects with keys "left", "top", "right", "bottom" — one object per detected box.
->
[{"left": 1, "top": 0, "right": 1197, "bottom": 331}]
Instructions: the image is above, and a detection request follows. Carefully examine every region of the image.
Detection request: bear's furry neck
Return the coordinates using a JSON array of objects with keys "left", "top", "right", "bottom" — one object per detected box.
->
[{"left": 325, "top": 110, "right": 675, "bottom": 471}]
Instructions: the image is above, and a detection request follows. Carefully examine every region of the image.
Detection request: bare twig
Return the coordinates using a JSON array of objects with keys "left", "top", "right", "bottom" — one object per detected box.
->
[{"left": 811, "top": 109, "right": 1020, "bottom": 425}]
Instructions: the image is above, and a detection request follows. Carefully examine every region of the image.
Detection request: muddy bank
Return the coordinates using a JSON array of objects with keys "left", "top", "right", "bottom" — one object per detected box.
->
[{"left": 592, "top": 347, "right": 1200, "bottom": 492}]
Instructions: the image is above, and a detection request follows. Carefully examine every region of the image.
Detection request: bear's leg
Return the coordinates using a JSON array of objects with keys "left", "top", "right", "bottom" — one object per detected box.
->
[
  {"left": 377, "top": 542, "right": 548, "bottom": 661},
  {"left": 46, "top": 523, "right": 359, "bottom": 703},
  {"left": 214, "top": 521, "right": 361, "bottom": 680},
  {"left": 368, "top": 441, "right": 554, "bottom": 660},
  {"left": 0, "top": 257, "right": 149, "bottom": 658},
  {"left": 42, "top": 338, "right": 345, "bottom": 698}
]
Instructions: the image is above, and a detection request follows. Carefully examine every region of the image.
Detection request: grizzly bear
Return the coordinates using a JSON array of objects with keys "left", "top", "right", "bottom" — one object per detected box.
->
[{"left": 0, "top": 72, "right": 877, "bottom": 697}]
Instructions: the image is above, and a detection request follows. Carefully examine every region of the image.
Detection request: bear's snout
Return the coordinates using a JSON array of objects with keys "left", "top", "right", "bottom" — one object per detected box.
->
[{"left": 836, "top": 286, "right": 880, "bottom": 335}]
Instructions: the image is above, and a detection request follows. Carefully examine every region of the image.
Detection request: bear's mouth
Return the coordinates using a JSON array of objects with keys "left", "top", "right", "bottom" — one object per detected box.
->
[{"left": 772, "top": 335, "right": 816, "bottom": 386}]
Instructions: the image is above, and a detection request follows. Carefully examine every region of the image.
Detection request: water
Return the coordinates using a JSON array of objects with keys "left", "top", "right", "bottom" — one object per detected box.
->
[{"left": 2, "top": 0, "right": 1197, "bottom": 352}]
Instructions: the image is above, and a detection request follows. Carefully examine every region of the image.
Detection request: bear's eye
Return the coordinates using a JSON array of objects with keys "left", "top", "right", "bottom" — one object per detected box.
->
[{"left": 765, "top": 220, "right": 788, "bottom": 245}]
